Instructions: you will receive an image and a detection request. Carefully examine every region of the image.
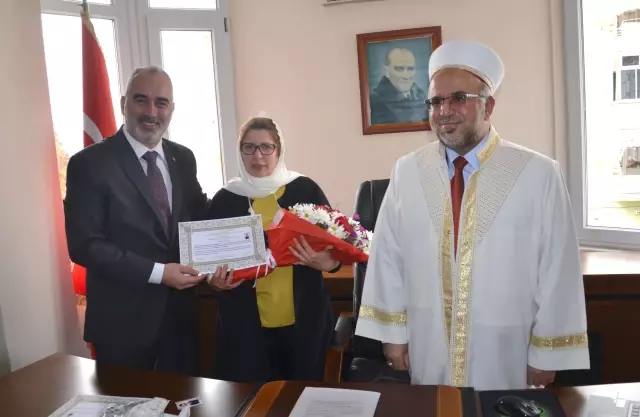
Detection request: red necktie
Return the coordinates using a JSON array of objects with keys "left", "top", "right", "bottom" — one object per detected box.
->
[{"left": 451, "top": 157, "right": 468, "bottom": 257}]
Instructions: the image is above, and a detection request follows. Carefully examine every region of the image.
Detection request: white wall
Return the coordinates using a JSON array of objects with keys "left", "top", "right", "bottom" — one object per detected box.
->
[
  {"left": 229, "top": 0, "right": 568, "bottom": 213},
  {"left": 0, "top": 0, "right": 87, "bottom": 372}
]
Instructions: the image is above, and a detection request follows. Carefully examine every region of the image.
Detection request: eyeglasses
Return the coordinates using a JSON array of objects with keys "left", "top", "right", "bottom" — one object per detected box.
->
[
  {"left": 240, "top": 143, "right": 278, "bottom": 155},
  {"left": 425, "top": 92, "right": 486, "bottom": 110}
]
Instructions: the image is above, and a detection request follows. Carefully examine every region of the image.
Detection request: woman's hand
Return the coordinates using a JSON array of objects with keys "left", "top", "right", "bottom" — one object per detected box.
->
[
  {"left": 207, "top": 264, "right": 242, "bottom": 291},
  {"left": 288, "top": 236, "right": 340, "bottom": 272}
]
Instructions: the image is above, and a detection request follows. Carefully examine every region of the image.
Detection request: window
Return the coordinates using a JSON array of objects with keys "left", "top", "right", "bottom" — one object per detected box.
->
[
  {"left": 564, "top": 0, "right": 640, "bottom": 249},
  {"left": 159, "top": 31, "right": 224, "bottom": 193},
  {"left": 63, "top": 0, "right": 112, "bottom": 4},
  {"left": 42, "top": 13, "right": 122, "bottom": 163},
  {"left": 41, "top": 0, "right": 237, "bottom": 198},
  {"left": 149, "top": 0, "right": 217, "bottom": 10},
  {"left": 620, "top": 55, "right": 640, "bottom": 100}
]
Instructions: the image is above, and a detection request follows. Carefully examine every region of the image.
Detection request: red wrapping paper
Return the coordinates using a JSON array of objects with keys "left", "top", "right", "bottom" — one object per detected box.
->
[
  {"left": 231, "top": 209, "right": 369, "bottom": 283},
  {"left": 231, "top": 257, "right": 276, "bottom": 283},
  {"left": 268, "top": 209, "right": 369, "bottom": 265}
]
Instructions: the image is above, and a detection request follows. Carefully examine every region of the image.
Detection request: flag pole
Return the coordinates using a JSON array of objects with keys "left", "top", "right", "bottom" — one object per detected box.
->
[
  {"left": 80, "top": 0, "right": 100, "bottom": 48},
  {"left": 77, "top": 0, "right": 99, "bottom": 360}
]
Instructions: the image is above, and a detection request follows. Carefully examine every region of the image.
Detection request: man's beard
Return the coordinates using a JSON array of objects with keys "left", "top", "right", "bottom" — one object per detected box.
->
[
  {"left": 126, "top": 117, "right": 165, "bottom": 147},
  {"left": 435, "top": 110, "right": 484, "bottom": 154},
  {"left": 436, "top": 127, "right": 478, "bottom": 154}
]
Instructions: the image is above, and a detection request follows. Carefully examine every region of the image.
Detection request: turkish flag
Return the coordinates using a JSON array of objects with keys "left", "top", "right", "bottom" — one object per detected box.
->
[
  {"left": 74, "top": 2, "right": 118, "bottom": 358},
  {"left": 81, "top": 4, "right": 116, "bottom": 148}
]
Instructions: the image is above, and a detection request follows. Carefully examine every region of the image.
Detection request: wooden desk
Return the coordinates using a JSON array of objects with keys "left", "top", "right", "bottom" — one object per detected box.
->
[
  {"left": 240, "top": 381, "right": 466, "bottom": 417},
  {"left": 240, "top": 380, "right": 640, "bottom": 417},
  {"left": 579, "top": 250, "right": 640, "bottom": 384},
  {"left": 323, "top": 265, "right": 354, "bottom": 279},
  {"left": 0, "top": 353, "right": 254, "bottom": 416}
]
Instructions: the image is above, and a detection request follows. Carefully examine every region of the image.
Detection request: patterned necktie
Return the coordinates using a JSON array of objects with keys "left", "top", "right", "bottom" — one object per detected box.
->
[
  {"left": 142, "top": 151, "right": 170, "bottom": 231},
  {"left": 451, "top": 156, "right": 468, "bottom": 257}
]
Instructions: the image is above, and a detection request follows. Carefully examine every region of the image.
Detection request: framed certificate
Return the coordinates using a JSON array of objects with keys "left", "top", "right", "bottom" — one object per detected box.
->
[{"left": 178, "top": 215, "right": 267, "bottom": 274}]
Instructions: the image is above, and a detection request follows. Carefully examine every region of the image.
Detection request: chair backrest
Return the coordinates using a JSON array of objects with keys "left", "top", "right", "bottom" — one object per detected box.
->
[{"left": 351, "top": 179, "right": 390, "bottom": 360}]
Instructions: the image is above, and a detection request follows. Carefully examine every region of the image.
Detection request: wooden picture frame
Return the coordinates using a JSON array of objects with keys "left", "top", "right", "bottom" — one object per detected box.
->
[{"left": 356, "top": 26, "right": 442, "bottom": 135}]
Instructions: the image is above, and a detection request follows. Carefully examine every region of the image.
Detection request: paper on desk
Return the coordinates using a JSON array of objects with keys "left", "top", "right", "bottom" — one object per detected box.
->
[
  {"left": 61, "top": 402, "right": 176, "bottom": 417},
  {"left": 288, "top": 387, "right": 380, "bottom": 417},
  {"left": 63, "top": 402, "right": 107, "bottom": 416}
]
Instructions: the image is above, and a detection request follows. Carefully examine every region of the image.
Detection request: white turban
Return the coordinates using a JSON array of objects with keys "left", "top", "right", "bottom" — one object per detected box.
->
[{"left": 428, "top": 40, "right": 505, "bottom": 93}]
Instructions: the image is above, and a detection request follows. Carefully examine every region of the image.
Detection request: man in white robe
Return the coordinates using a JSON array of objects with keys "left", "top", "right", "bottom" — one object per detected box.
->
[{"left": 354, "top": 40, "right": 590, "bottom": 390}]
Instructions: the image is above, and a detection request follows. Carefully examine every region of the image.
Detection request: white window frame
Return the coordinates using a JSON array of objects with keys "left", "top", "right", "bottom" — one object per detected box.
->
[
  {"left": 40, "top": 0, "right": 239, "bottom": 183},
  {"left": 563, "top": 0, "right": 640, "bottom": 249}
]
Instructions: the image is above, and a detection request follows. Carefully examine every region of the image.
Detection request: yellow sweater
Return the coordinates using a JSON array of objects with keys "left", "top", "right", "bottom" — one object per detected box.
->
[{"left": 253, "top": 186, "right": 295, "bottom": 328}]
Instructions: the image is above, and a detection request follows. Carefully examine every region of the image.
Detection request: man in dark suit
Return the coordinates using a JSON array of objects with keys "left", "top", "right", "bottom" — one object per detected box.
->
[{"left": 64, "top": 66, "right": 209, "bottom": 375}]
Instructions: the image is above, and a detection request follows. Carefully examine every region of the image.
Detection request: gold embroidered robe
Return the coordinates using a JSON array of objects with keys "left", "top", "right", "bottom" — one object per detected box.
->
[{"left": 354, "top": 129, "right": 590, "bottom": 390}]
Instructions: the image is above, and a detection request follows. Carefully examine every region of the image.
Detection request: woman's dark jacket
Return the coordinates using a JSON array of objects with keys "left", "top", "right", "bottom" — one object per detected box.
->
[{"left": 206, "top": 176, "right": 334, "bottom": 384}]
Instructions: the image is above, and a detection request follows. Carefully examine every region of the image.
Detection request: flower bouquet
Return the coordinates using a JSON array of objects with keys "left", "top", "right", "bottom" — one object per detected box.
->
[{"left": 231, "top": 204, "right": 372, "bottom": 283}]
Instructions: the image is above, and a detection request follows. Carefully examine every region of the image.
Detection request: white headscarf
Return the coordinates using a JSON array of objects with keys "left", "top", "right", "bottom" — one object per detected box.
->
[{"left": 224, "top": 115, "right": 303, "bottom": 199}]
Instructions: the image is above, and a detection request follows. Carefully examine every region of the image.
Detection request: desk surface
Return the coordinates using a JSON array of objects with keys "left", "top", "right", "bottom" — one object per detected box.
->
[
  {"left": 0, "top": 353, "right": 254, "bottom": 416},
  {"left": 241, "top": 381, "right": 452, "bottom": 417},
  {"left": 241, "top": 380, "right": 640, "bottom": 417},
  {"left": 4, "top": 355, "right": 640, "bottom": 416},
  {"left": 580, "top": 250, "right": 640, "bottom": 277},
  {"left": 556, "top": 382, "right": 640, "bottom": 417}
]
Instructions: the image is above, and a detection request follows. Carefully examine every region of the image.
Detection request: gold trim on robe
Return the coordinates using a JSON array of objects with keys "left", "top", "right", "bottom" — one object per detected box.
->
[
  {"left": 359, "top": 304, "right": 407, "bottom": 326},
  {"left": 451, "top": 173, "right": 479, "bottom": 386},
  {"left": 447, "top": 129, "right": 501, "bottom": 387},
  {"left": 441, "top": 201, "right": 453, "bottom": 346},
  {"left": 530, "top": 333, "right": 589, "bottom": 350}
]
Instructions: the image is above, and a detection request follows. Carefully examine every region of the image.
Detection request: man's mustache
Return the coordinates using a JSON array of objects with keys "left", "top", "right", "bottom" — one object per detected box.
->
[
  {"left": 138, "top": 116, "right": 159, "bottom": 124},
  {"left": 437, "top": 116, "right": 462, "bottom": 124}
]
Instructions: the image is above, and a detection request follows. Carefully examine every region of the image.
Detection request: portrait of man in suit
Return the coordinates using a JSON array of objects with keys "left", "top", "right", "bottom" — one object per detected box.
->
[
  {"left": 64, "top": 66, "right": 209, "bottom": 375},
  {"left": 357, "top": 27, "right": 441, "bottom": 134},
  {"left": 369, "top": 47, "right": 428, "bottom": 125}
]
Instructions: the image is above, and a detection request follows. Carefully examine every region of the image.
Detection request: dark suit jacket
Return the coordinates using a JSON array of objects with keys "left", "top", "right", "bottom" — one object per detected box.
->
[
  {"left": 64, "top": 128, "right": 208, "bottom": 349},
  {"left": 370, "top": 76, "right": 428, "bottom": 125}
]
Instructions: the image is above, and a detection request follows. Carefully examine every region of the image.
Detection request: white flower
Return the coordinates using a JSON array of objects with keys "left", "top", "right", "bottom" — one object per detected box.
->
[
  {"left": 295, "top": 204, "right": 318, "bottom": 224},
  {"left": 315, "top": 209, "right": 332, "bottom": 227},
  {"left": 288, "top": 204, "right": 373, "bottom": 253},
  {"left": 328, "top": 223, "right": 348, "bottom": 240}
]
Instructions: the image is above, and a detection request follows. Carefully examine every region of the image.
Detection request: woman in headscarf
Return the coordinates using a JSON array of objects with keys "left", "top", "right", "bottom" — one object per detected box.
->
[{"left": 205, "top": 116, "right": 339, "bottom": 384}]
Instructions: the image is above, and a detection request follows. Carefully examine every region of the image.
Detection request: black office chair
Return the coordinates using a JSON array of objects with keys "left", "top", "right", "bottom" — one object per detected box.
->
[{"left": 331, "top": 179, "right": 410, "bottom": 383}]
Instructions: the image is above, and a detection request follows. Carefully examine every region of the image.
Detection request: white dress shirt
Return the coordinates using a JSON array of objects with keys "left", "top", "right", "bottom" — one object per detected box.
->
[
  {"left": 444, "top": 131, "right": 490, "bottom": 187},
  {"left": 123, "top": 127, "right": 172, "bottom": 285}
]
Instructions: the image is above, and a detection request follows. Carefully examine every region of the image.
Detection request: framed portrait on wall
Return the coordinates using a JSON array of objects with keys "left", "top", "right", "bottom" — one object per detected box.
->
[{"left": 356, "top": 26, "right": 442, "bottom": 135}]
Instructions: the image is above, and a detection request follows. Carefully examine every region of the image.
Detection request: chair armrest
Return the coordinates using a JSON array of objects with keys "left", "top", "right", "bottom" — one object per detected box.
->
[
  {"left": 331, "top": 313, "right": 353, "bottom": 349},
  {"left": 324, "top": 313, "right": 353, "bottom": 383},
  {"left": 347, "top": 358, "right": 411, "bottom": 384}
]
